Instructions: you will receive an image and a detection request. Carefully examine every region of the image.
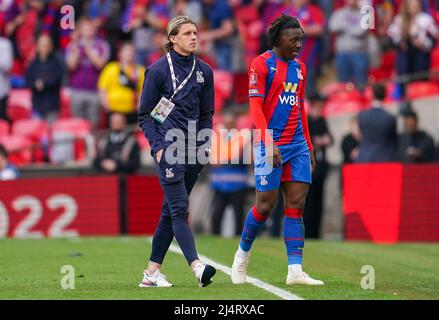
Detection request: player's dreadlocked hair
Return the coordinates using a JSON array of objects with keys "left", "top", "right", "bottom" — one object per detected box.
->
[{"left": 267, "top": 14, "right": 303, "bottom": 48}]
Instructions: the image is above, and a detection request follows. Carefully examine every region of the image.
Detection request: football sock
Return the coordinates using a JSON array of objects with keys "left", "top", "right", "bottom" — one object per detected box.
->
[
  {"left": 239, "top": 206, "right": 268, "bottom": 252},
  {"left": 284, "top": 208, "right": 305, "bottom": 266}
]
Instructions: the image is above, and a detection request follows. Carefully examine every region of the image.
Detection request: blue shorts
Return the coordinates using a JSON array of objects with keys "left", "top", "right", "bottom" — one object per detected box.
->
[{"left": 254, "top": 142, "right": 312, "bottom": 192}]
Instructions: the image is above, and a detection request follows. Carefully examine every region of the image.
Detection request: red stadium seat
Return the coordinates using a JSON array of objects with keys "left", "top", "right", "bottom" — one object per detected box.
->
[
  {"left": 321, "top": 82, "right": 349, "bottom": 97},
  {"left": 368, "top": 50, "right": 396, "bottom": 82},
  {"left": 59, "top": 87, "right": 72, "bottom": 118},
  {"left": 0, "top": 135, "right": 33, "bottom": 166},
  {"left": 323, "top": 84, "right": 365, "bottom": 117},
  {"left": 6, "top": 89, "right": 32, "bottom": 122},
  {"left": 213, "top": 71, "right": 234, "bottom": 113},
  {"left": 214, "top": 71, "right": 233, "bottom": 99},
  {"left": 0, "top": 119, "right": 10, "bottom": 136},
  {"left": 323, "top": 99, "right": 364, "bottom": 117},
  {"left": 406, "top": 81, "right": 439, "bottom": 100},
  {"left": 12, "top": 119, "right": 49, "bottom": 162},
  {"left": 51, "top": 118, "right": 92, "bottom": 162},
  {"left": 430, "top": 44, "right": 439, "bottom": 79},
  {"left": 52, "top": 118, "right": 91, "bottom": 136},
  {"left": 135, "top": 131, "right": 150, "bottom": 151},
  {"left": 234, "top": 5, "right": 262, "bottom": 66},
  {"left": 233, "top": 73, "right": 249, "bottom": 104},
  {"left": 12, "top": 118, "right": 49, "bottom": 141}
]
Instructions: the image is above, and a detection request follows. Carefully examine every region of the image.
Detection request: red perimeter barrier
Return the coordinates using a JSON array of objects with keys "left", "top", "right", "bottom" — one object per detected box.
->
[
  {"left": 126, "top": 175, "right": 163, "bottom": 235},
  {"left": 0, "top": 176, "right": 120, "bottom": 238},
  {"left": 0, "top": 175, "right": 165, "bottom": 238},
  {"left": 343, "top": 164, "right": 439, "bottom": 243}
]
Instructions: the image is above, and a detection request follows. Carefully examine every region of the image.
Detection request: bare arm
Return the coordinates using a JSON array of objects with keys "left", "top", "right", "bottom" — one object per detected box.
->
[
  {"left": 66, "top": 43, "right": 80, "bottom": 71},
  {"left": 199, "top": 19, "right": 234, "bottom": 42},
  {"left": 84, "top": 43, "right": 107, "bottom": 69}
]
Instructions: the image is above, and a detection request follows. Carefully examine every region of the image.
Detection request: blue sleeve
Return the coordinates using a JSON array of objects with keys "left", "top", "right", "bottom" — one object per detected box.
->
[
  {"left": 138, "top": 66, "right": 164, "bottom": 154},
  {"left": 198, "top": 67, "right": 214, "bottom": 146}
]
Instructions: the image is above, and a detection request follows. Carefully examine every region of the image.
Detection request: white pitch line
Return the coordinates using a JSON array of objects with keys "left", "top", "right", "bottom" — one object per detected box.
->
[{"left": 163, "top": 241, "right": 303, "bottom": 300}]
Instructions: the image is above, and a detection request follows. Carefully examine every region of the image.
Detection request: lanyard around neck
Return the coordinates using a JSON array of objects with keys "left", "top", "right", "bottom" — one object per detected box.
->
[{"left": 166, "top": 52, "right": 196, "bottom": 101}]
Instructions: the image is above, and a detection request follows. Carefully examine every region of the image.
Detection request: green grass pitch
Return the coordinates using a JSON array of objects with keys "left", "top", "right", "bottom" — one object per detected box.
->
[{"left": 1, "top": 236, "right": 438, "bottom": 300}]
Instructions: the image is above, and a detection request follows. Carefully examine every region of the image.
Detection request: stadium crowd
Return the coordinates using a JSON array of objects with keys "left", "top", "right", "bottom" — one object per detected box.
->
[{"left": 1, "top": 0, "right": 439, "bottom": 237}]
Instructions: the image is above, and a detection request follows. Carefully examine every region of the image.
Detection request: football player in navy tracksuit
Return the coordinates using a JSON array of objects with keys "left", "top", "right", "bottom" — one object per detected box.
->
[{"left": 137, "top": 16, "right": 216, "bottom": 287}]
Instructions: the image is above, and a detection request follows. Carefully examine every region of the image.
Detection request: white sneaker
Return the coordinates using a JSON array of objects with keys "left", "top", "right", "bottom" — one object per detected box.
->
[
  {"left": 139, "top": 269, "right": 173, "bottom": 288},
  {"left": 231, "top": 253, "right": 250, "bottom": 284},
  {"left": 286, "top": 270, "right": 324, "bottom": 286},
  {"left": 194, "top": 263, "right": 216, "bottom": 287}
]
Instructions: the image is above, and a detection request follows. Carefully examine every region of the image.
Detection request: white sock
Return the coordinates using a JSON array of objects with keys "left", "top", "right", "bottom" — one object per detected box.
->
[
  {"left": 289, "top": 264, "right": 302, "bottom": 274},
  {"left": 193, "top": 261, "right": 203, "bottom": 271},
  {"left": 236, "top": 246, "right": 250, "bottom": 259}
]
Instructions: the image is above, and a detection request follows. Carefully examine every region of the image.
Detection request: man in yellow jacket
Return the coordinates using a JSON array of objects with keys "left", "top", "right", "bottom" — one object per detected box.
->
[{"left": 98, "top": 43, "right": 145, "bottom": 126}]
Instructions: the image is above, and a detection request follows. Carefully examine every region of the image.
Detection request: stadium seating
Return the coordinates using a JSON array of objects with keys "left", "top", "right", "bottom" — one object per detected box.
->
[
  {"left": 213, "top": 70, "right": 233, "bottom": 113},
  {"left": 406, "top": 81, "right": 439, "bottom": 100},
  {"left": 0, "top": 119, "right": 10, "bottom": 136},
  {"left": 6, "top": 89, "right": 32, "bottom": 122},
  {"left": 234, "top": 5, "right": 262, "bottom": 67},
  {"left": 51, "top": 118, "right": 93, "bottom": 162},
  {"left": 0, "top": 134, "right": 33, "bottom": 165},
  {"left": 233, "top": 73, "right": 249, "bottom": 104},
  {"left": 135, "top": 130, "right": 150, "bottom": 151},
  {"left": 12, "top": 118, "right": 49, "bottom": 141},
  {"left": 324, "top": 99, "right": 364, "bottom": 117},
  {"left": 368, "top": 50, "right": 396, "bottom": 83},
  {"left": 52, "top": 118, "right": 92, "bottom": 136},
  {"left": 322, "top": 83, "right": 365, "bottom": 117},
  {"left": 430, "top": 44, "right": 439, "bottom": 78},
  {"left": 59, "top": 87, "right": 72, "bottom": 118},
  {"left": 12, "top": 119, "right": 49, "bottom": 163}
]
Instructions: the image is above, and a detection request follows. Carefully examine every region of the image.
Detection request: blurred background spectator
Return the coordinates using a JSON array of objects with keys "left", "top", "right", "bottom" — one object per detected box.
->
[
  {"left": 121, "top": 0, "right": 169, "bottom": 66},
  {"left": 94, "top": 112, "right": 140, "bottom": 174},
  {"left": 199, "top": 0, "right": 235, "bottom": 71},
  {"left": 341, "top": 115, "right": 361, "bottom": 164},
  {"left": 0, "top": 32, "right": 13, "bottom": 123},
  {"left": 272, "top": 0, "right": 325, "bottom": 98},
  {"left": 398, "top": 108, "right": 436, "bottom": 162},
  {"left": 356, "top": 84, "right": 397, "bottom": 162},
  {"left": 209, "top": 109, "right": 250, "bottom": 236},
  {"left": 329, "top": 0, "right": 369, "bottom": 91},
  {"left": 304, "top": 93, "right": 333, "bottom": 239},
  {"left": 98, "top": 42, "right": 145, "bottom": 126},
  {"left": 0, "top": 144, "right": 20, "bottom": 180},
  {"left": 172, "top": 0, "right": 202, "bottom": 23},
  {"left": 66, "top": 17, "right": 110, "bottom": 130},
  {"left": 26, "top": 34, "right": 64, "bottom": 124},
  {"left": 388, "top": 0, "right": 439, "bottom": 98}
]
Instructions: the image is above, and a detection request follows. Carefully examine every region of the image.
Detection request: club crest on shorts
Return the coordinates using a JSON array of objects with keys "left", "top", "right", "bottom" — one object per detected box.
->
[
  {"left": 260, "top": 175, "right": 268, "bottom": 186},
  {"left": 197, "top": 71, "right": 204, "bottom": 83},
  {"left": 165, "top": 168, "right": 174, "bottom": 179}
]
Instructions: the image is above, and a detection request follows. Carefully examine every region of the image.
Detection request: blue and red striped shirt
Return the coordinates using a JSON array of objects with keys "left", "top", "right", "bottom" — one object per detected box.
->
[{"left": 248, "top": 50, "right": 313, "bottom": 151}]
